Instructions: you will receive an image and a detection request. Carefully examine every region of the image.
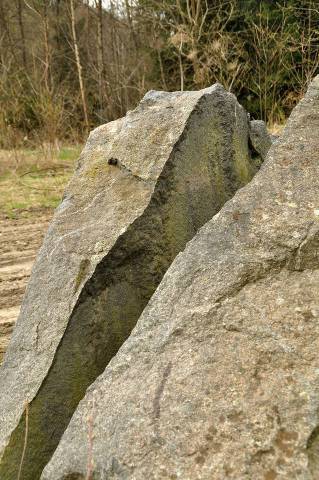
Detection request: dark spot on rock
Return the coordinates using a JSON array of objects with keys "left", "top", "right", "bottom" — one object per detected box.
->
[
  {"left": 108, "top": 157, "right": 118, "bottom": 166},
  {"left": 264, "top": 470, "right": 277, "bottom": 480},
  {"left": 275, "top": 430, "right": 298, "bottom": 457},
  {"left": 280, "top": 157, "right": 290, "bottom": 166},
  {"left": 199, "top": 445, "right": 209, "bottom": 455},
  {"left": 195, "top": 455, "right": 205, "bottom": 465},
  {"left": 227, "top": 410, "right": 242, "bottom": 422},
  {"left": 232, "top": 210, "right": 240, "bottom": 220},
  {"left": 276, "top": 457, "right": 287, "bottom": 467},
  {"left": 212, "top": 442, "right": 222, "bottom": 452},
  {"left": 223, "top": 465, "right": 234, "bottom": 475},
  {"left": 153, "top": 362, "right": 172, "bottom": 435},
  {"left": 302, "top": 310, "right": 314, "bottom": 321},
  {"left": 208, "top": 425, "right": 217, "bottom": 434},
  {"left": 171, "top": 327, "right": 183, "bottom": 337}
]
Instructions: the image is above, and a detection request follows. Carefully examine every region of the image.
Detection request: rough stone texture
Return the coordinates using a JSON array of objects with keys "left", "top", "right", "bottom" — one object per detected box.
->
[
  {"left": 249, "top": 119, "right": 274, "bottom": 161},
  {"left": 0, "top": 84, "right": 260, "bottom": 480},
  {"left": 42, "top": 76, "right": 319, "bottom": 480}
]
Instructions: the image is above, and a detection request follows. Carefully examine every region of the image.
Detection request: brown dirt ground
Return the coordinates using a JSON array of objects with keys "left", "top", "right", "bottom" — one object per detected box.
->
[
  {"left": 0, "top": 146, "right": 79, "bottom": 363},
  {"left": 0, "top": 208, "right": 53, "bottom": 363}
]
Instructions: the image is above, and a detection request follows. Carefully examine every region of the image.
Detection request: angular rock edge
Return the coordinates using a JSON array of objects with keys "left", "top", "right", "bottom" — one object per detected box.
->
[
  {"left": 42, "top": 76, "right": 319, "bottom": 480},
  {"left": 0, "top": 84, "right": 263, "bottom": 480}
]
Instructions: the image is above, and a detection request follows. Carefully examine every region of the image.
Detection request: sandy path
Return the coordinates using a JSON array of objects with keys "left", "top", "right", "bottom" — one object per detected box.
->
[{"left": 0, "top": 210, "right": 52, "bottom": 363}]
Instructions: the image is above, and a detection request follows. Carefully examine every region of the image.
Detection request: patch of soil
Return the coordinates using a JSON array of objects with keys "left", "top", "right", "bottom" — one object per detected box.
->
[{"left": 0, "top": 208, "right": 52, "bottom": 363}]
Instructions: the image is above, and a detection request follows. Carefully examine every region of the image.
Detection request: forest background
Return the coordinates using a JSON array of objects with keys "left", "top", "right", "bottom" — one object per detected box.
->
[
  {"left": 1, "top": 0, "right": 318, "bottom": 149},
  {"left": 0, "top": 0, "right": 318, "bottom": 215}
]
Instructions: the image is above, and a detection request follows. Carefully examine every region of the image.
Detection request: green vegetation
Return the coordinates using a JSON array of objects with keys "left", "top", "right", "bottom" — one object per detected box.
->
[
  {"left": 0, "top": 0, "right": 318, "bottom": 151},
  {"left": 0, "top": 147, "right": 81, "bottom": 217}
]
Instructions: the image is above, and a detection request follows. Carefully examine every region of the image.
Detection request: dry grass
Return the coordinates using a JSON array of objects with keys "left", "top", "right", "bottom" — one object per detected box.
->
[
  {"left": 0, "top": 145, "right": 81, "bottom": 218},
  {"left": 268, "top": 123, "right": 286, "bottom": 136}
]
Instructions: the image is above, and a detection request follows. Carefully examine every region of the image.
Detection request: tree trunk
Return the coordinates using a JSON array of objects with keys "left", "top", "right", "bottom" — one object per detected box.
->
[
  {"left": 42, "top": 1, "right": 51, "bottom": 91},
  {"left": 70, "top": 0, "right": 89, "bottom": 133},
  {"left": 17, "top": 0, "right": 27, "bottom": 69},
  {"left": 96, "top": 0, "right": 107, "bottom": 115}
]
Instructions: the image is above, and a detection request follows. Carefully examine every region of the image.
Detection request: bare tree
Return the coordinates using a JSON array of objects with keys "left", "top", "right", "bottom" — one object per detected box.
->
[
  {"left": 1, "top": 0, "right": 318, "bottom": 146},
  {"left": 17, "top": 0, "right": 27, "bottom": 69},
  {"left": 42, "top": 1, "right": 51, "bottom": 91},
  {"left": 95, "top": 0, "right": 107, "bottom": 112},
  {"left": 70, "top": 0, "right": 89, "bottom": 132}
]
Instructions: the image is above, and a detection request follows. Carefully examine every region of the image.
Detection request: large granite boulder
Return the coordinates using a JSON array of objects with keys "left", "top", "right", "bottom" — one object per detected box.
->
[
  {"left": 42, "top": 77, "right": 319, "bottom": 480},
  {"left": 0, "top": 85, "right": 261, "bottom": 479}
]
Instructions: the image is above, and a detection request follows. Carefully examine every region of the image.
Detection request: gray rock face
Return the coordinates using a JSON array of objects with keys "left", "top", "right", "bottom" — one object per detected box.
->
[
  {"left": 249, "top": 119, "right": 274, "bottom": 161},
  {"left": 0, "top": 84, "right": 259, "bottom": 480},
  {"left": 42, "top": 76, "right": 319, "bottom": 480}
]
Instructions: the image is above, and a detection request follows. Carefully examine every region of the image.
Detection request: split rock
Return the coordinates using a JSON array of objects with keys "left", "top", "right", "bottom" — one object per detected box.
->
[
  {"left": 0, "top": 84, "right": 259, "bottom": 479},
  {"left": 43, "top": 77, "right": 319, "bottom": 479}
]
